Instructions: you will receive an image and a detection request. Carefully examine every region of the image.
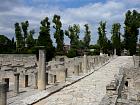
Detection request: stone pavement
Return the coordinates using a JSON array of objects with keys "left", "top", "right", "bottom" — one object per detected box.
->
[
  {"left": 7, "top": 60, "right": 109, "bottom": 105},
  {"left": 34, "top": 56, "right": 133, "bottom": 105}
]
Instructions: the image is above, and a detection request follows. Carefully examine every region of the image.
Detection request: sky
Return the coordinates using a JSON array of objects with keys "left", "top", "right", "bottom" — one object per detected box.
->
[{"left": 0, "top": 0, "right": 140, "bottom": 44}]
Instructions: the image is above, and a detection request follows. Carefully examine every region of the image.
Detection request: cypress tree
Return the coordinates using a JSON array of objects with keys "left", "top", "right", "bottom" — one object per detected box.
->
[
  {"left": 52, "top": 15, "right": 64, "bottom": 55},
  {"left": 111, "top": 23, "right": 121, "bottom": 55},
  {"left": 38, "top": 17, "right": 54, "bottom": 61}
]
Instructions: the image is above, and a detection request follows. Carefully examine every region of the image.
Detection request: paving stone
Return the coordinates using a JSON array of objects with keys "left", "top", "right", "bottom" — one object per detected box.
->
[{"left": 34, "top": 56, "right": 133, "bottom": 105}]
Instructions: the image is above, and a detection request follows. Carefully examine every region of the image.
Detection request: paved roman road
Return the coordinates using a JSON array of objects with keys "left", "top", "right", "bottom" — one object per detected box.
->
[{"left": 35, "top": 56, "right": 133, "bottom": 105}]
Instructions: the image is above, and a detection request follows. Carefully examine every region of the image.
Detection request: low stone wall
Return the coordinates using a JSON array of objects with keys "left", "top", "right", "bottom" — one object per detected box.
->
[
  {"left": 0, "top": 54, "right": 37, "bottom": 67},
  {"left": 99, "top": 68, "right": 125, "bottom": 105}
]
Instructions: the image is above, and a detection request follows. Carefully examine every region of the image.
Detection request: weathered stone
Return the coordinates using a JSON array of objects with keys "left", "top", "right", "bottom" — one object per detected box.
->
[
  {"left": 38, "top": 49, "right": 46, "bottom": 90},
  {"left": 79, "top": 62, "right": 82, "bottom": 73},
  {"left": 83, "top": 54, "right": 87, "bottom": 73},
  {"left": 74, "top": 65, "right": 79, "bottom": 76},
  {"left": 0, "top": 82, "right": 7, "bottom": 105},
  {"left": 14, "top": 73, "right": 20, "bottom": 95},
  {"left": 34, "top": 72, "right": 38, "bottom": 89},
  {"left": 2, "top": 78, "right": 9, "bottom": 92},
  {"left": 56, "top": 67, "right": 66, "bottom": 83}
]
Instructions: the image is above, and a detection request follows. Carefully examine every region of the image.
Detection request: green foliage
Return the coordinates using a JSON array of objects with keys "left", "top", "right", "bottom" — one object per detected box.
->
[
  {"left": 83, "top": 24, "right": 91, "bottom": 49},
  {"left": 66, "top": 48, "right": 77, "bottom": 58},
  {"left": 89, "top": 44, "right": 100, "bottom": 55},
  {"left": 38, "top": 17, "right": 55, "bottom": 61},
  {"left": 21, "top": 21, "right": 29, "bottom": 45},
  {"left": 65, "top": 24, "right": 80, "bottom": 49},
  {"left": 26, "top": 29, "right": 35, "bottom": 48},
  {"left": 97, "top": 21, "right": 108, "bottom": 54},
  {"left": 65, "top": 24, "right": 81, "bottom": 56},
  {"left": 107, "top": 40, "right": 113, "bottom": 55},
  {"left": 0, "top": 35, "right": 16, "bottom": 53},
  {"left": 15, "top": 22, "right": 24, "bottom": 52},
  {"left": 53, "top": 15, "right": 64, "bottom": 54},
  {"left": 111, "top": 23, "right": 121, "bottom": 55},
  {"left": 15, "top": 21, "right": 36, "bottom": 54},
  {"left": 124, "top": 10, "right": 140, "bottom": 55}
]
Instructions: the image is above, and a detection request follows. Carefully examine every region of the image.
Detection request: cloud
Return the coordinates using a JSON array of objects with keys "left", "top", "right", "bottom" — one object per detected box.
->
[
  {"left": 0, "top": 0, "right": 22, "bottom": 12},
  {"left": 0, "top": 0, "right": 140, "bottom": 44}
]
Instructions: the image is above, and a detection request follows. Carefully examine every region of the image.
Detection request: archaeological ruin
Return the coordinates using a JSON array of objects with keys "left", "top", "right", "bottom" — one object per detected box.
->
[{"left": 0, "top": 49, "right": 140, "bottom": 105}]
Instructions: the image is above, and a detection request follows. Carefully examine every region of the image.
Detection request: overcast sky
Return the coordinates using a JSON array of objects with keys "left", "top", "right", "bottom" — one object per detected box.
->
[{"left": 0, "top": 0, "right": 140, "bottom": 44}]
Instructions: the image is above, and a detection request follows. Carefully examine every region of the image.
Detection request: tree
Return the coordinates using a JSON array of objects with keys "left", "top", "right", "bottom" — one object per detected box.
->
[
  {"left": 124, "top": 10, "right": 140, "bottom": 55},
  {"left": 97, "top": 21, "right": 108, "bottom": 54},
  {"left": 0, "top": 35, "right": 15, "bottom": 53},
  {"left": 21, "top": 21, "right": 29, "bottom": 46},
  {"left": 38, "top": 17, "right": 55, "bottom": 61},
  {"left": 15, "top": 22, "right": 24, "bottom": 53},
  {"left": 83, "top": 24, "right": 91, "bottom": 49},
  {"left": 26, "top": 29, "right": 35, "bottom": 48},
  {"left": 111, "top": 23, "right": 121, "bottom": 55},
  {"left": 11, "top": 37, "right": 16, "bottom": 53},
  {"left": 107, "top": 40, "right": 113, "bottom": 55},
  {"left": 52, "top": 15, "right": 64, "bottom": 54},
  {"left": 65, "top": 24, "right": 80, "bottom": 57},
  {"left": 65, "top": 24, "right": 80, "bottom": 49}
]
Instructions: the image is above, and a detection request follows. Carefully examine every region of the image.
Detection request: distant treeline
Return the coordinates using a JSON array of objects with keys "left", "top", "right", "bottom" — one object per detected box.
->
[{"left": 0, "top": 10, "right": 140, "bottom": 61}]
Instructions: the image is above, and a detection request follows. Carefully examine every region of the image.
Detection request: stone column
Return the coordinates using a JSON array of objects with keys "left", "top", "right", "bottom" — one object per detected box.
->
[
  {"left": 38, "top": 49, "right": 46, "bottom": 90},
  {"left": 83, "top": 53, "right": 87, "bottom": 73},
  {"left": 65, "top": 68, "right": 68, "bottom": 78},
  {"left": 79, "top": 62, "right": 82, "bottom": 73},
  {"left": 0, "top": 82, "right": 7, "bottom": 105},
  {"left": 95, "top": 57, "right": 98, "bottom": 66},
  {"left": 100, "top": 57, "right": 103, "bottom": 65},
  {"left": 114, "top": 49, "right": 116, "bottom": 56},
  {"left": 98, "top": 56, "right": 101, "bottom": 66},
  {"left": 14, "top": 73, "right": 20, "bottom": 95},
  {"left": 89, "top": 61, "right": 93, "bottom": 70},
  {"left": 34, "top": 72, "right": 38, "bottom": 89},
  {"left": 74, "top": 65, "right": 79, "bottom": 76}
]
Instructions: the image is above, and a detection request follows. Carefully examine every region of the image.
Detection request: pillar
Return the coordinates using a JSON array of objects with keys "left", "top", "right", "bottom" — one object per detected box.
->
[
  {"left": 83, "top": 53, "right": 87, "bottom": 73},
  {"left": 74, "top": 65, "right": 79, "bottom": 76},
  {"left": 65, "top": 68, "right": 68, "bottom": 78},
  {"left": 89, "top": 61, "right": 93, "bottom": 70},
  {"left": 0, "top": 82, "right": 7, "bottom": 105},
  {"left": 34, "top": 72, "right": 38, "bottom": 89},
  {"left": 79, "top": 62, "right": 82, "bottom": 73},
  {"left": 38, "top": 49, "right": 46, "bottom": 90},
  {"left": 14, "top": 73, "right": 20, "bottom": 95},
  {"left": 114, "top": 49, "right": 116, "bottom": 56},
  {"left": 99, "top": 56, "right": 101, "bottom": 65}
]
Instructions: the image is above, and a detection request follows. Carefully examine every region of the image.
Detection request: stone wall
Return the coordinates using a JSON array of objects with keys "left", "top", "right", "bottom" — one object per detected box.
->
[{"left": 0, "top": 54, "right": 37, "bottom": 88}]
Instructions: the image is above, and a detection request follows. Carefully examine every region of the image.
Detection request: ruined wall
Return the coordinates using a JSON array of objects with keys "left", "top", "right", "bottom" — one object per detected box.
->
[{"left": 0, "top": 54, "right": 37, "bottom": 87}]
